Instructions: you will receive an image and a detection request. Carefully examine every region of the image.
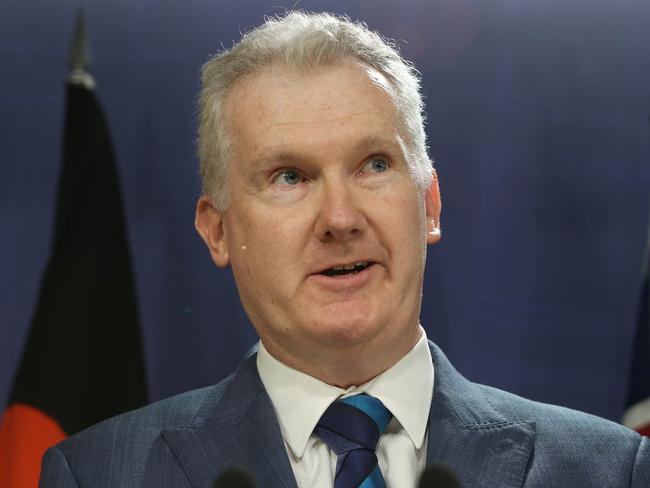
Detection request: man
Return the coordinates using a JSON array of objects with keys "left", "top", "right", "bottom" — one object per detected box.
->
[{"left": 40, "top": 11, "right": 648, "bottom": 488}]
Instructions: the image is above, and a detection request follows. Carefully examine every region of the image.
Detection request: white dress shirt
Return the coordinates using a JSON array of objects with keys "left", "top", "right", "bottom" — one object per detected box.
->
[{"left": 257, "top": 327, "right": 434, "bottom": 488}]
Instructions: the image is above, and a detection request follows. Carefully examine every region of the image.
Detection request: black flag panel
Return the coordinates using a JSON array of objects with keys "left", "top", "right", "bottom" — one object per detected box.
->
[{"left": 0, "top": 81, "right": 148, "bottom": 487}]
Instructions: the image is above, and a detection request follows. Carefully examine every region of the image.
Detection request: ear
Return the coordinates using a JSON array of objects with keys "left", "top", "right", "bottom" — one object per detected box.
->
[
  {"left": 195, "top": 196, "right": 231, "bottom": 267},
  {"left": 425, "top": 170, "right": 442, "bottom": 245}
]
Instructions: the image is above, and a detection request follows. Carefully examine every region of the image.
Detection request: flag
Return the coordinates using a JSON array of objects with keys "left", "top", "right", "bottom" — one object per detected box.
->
[
  {"left": 0, "top": 13, "right": 148, "bottom": 487},
  {"left": 623, "top": 257, "right": 650, "bottom": 437}
]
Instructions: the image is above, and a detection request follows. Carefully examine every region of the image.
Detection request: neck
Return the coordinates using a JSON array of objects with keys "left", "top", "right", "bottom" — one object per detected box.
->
[{"left": 261, "top": 326, "right": 422, "bottom": 388}]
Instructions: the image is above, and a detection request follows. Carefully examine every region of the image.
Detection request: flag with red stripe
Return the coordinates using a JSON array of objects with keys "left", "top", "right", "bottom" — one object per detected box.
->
[{"left": 0, "top": 15, "right": 147, "bottom": 487}]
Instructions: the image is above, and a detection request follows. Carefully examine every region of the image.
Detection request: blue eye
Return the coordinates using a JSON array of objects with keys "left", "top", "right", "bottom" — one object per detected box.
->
[
  {"left": 273, "top": 169, "right": 303, "bottom": 186},
  {"left": 364, "top": 157, "right": 389, "bottom": 173}
]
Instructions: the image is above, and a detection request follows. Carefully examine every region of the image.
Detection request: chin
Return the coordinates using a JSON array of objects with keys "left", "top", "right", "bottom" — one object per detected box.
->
[{"left": 307, "top": 308, "right": 385, "bottom": 348}]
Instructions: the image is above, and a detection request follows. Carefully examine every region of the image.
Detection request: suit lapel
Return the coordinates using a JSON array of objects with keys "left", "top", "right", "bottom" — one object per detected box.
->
[
  {"left": 426, "top": 343, "right": 535, "bottom": 488},
  {"left": 161, "top": 342, "right": 535, "bottom": 488},
  {"left": 163, "top": 356, "right": 298, "bottom": 488}
]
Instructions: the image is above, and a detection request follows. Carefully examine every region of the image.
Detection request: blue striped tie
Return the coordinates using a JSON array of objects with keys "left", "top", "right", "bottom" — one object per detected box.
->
[{"left": 314, "top": 394, "right": 392, "bottom": 488}]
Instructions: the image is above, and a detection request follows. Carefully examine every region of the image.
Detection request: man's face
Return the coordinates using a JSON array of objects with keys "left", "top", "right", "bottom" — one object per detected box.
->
[{"left": 196, "top": 58, "right": 440, "bottom": 381}]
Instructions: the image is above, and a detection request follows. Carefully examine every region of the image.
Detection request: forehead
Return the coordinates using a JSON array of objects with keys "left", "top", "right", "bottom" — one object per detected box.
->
[{"left": 224, "top": 58, "right": 403, "bottom": 164}]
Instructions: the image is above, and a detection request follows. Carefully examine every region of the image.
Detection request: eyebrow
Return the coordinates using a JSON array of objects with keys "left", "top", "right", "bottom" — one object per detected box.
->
[
  {"left": 250, "top": 134, "right": 402, "bottom": 170},
  {"left": 353, "top": 134, "right": 402, "bottom": 153},
  {"left": 251, "top": 151, "right": 304, "bottom": 170}
]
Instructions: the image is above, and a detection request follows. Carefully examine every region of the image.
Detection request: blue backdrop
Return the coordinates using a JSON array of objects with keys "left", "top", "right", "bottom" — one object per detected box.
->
[{"left": 2, "top": 0, "right": 649, "bottom": 422}]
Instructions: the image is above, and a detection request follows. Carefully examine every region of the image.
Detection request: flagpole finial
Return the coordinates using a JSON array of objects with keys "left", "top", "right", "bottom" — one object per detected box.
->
[{"left": 68, "top": 7, "right": 95, "bottom": 89}]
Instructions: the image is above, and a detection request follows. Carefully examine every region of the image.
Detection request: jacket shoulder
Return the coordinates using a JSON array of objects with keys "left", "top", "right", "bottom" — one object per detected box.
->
[
  {"left": 475, "top": 383, "right": 648, "bottom": 486},
  {"left": 42, "top": 377, "right": 233, "bottom": 487},
  {"left": 477, "top": 382, "right": 638, "bottom": 440},
  {"left": 65, "top": 378, "right": 229, "bottom": 443}
]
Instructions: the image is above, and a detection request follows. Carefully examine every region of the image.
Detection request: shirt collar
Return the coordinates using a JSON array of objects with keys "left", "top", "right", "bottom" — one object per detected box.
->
[{"left": 257, "top": 327, "right": 434, "bottom": 458}]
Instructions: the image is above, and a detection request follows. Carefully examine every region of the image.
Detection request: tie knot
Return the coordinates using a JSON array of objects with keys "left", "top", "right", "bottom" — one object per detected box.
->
[
  {"left": 315, "top": 394, "right": 393, "bottom": 487},
  {"left": 315, "top": 394, "right": 392, "bottom": 454}
]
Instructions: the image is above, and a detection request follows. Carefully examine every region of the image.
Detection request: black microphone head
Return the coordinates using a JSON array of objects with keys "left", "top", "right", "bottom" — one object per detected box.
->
[
  {"left": 418, "top": 464, "right": 462, "bottom": 488},
  {"left": 213, "top": 467, "right": 257, "bottom": 488}
]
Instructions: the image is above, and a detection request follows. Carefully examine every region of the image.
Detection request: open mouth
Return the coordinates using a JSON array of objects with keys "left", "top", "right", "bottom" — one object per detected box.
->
[{"left": 320, "top": 261, "right": 372, "bottom": 277}]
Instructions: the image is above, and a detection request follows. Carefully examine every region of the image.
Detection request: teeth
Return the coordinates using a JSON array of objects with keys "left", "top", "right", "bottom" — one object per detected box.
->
[
  {"left": 321, "top": 261, "right": 371, "bottom": 277},
  {"left": 331, "top": 261, "right": 368, "bottom": 271}
]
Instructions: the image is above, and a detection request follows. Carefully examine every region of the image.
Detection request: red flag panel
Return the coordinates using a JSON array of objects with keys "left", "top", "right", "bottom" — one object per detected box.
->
[{"left": 0, "top": 403, "right": 67, "bottom": 488}]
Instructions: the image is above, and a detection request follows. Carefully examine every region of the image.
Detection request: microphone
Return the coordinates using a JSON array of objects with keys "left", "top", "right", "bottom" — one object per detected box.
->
[
  {"left": 418, "top": 464, "right": 462, "bottom": 488},
  {"left": 213, "top": 467, "right": 257, "bottom": 488}
]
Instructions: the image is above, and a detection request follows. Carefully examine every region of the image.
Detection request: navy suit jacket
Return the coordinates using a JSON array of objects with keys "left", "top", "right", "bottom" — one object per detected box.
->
[{"left": 40, "top": 343, "right": 650, "bottom": 487}]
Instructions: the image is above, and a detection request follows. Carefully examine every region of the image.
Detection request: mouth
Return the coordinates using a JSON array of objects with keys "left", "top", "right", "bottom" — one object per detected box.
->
[{"left": 319, "top": 261, "right": 374, "bottom": 277}]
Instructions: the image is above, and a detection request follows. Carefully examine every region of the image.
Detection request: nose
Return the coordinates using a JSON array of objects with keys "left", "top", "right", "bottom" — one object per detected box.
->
[{"left": 315, "top": 179, "right": 366, "bottom": 242}]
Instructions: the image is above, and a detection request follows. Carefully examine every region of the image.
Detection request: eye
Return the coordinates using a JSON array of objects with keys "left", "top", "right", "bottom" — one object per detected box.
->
[
  {"left": 362, "top": 156, "right": 389, "bottom": 174},
  {"left": 272, "top": 168, "right": 305, "bottom": 186}
]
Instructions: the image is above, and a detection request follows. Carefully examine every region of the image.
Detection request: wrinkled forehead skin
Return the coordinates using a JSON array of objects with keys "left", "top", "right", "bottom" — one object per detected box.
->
[{"left": 219, "top": 58, "right": 423, "bottom": 194}]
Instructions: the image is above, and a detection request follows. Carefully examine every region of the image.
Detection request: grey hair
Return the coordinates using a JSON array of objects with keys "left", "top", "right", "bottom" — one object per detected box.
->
[{"left": 198, "top": 10, "right": 431, "bottom": 211}]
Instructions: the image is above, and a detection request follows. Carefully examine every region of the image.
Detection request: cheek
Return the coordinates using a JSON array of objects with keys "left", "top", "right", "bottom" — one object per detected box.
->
[
  {"left": 377, "top": 189, "right": 423, "bottom": 230},
  {"left": 230, "top": 207, "right": 306, "bottom": 278},
  {"left": 377, "top": 193, "right": 427, "bottom": 263}
]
